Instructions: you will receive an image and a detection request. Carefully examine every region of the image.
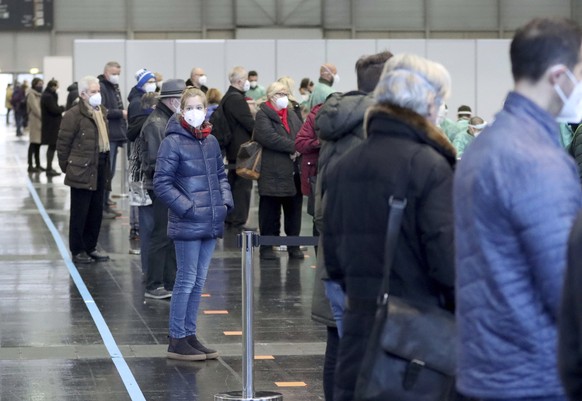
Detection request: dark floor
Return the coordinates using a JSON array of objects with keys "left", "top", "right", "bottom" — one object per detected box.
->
[{"left": 0, "top": 122, "right": 327, "bottom": 400}]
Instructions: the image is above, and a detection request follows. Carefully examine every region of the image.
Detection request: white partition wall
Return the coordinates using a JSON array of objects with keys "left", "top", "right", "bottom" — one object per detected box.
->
[
  {"left": 427, "top": 40, "right": 477, "bottom": 120},
  {"left": 175, "top": 40, "right": 226, "bottom": 92},
  {"left": 276, "top": 40, "right": 326, "bottom": 100},
  {"left": 377, "top": 39, "right": 427, "bottom": 58},
  {"left": 476, "top": 40, "right": 513, "bottom": 123},
  {"left": 225, "top": 40, "right": 276, "bottom": 92},
  {"left": 73, "top": 40, "right": 126, "bottom": 101},
  {"left": 326, "top": 40, "right": 376, "bottom": 93},
  {"left": 125, "top": 41, "right": 175, "bottom": 92},
  {"left": 43, "top": 56, "right": 73, "bottom": 106}
]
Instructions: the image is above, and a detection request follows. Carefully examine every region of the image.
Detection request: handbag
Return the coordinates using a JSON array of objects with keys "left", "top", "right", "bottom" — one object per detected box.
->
[
  {"left": 236, "top": 138, "right": 262, "bottom": 180},
  {"left": 354, "top": 191, "right": 456, "bottom": 400},
  {"left": 128, "top": 180, "right": 152, "bottom": 206}
]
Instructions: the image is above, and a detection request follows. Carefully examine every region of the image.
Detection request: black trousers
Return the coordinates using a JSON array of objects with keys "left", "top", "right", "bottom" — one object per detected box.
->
[
  {"left": 258, "top": 188, "right": 303, "bottom": 253},
  {"left": 46, "top": 144, "right": 57, "bottom": 171},
  {"left": 225, "top": 168, "right": 252, "bottom": 227},
  {"left": 69, "top": 153, "right": 107, "bottom": 255},
  {"left": 324, "top": 326, "right": 339, "bottom": 401},
  {"left": 27, "top": 143, "right": 41, "bottom": 168},
  {"left": 146, "top": 191, "right": 177, "bottom": 291}
]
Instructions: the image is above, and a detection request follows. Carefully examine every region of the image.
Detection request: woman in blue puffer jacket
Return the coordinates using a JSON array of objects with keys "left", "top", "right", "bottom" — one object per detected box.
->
[{"left": 154, "top": 87, "right": 233, "bottom": 361}]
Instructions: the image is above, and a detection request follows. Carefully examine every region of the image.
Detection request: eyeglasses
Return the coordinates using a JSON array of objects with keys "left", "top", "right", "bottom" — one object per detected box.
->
[{"left": 274, "top": 92, "right": 288, "bottom": 97}]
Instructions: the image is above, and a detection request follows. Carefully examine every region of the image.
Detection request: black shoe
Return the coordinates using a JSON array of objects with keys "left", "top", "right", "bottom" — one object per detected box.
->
[
  {"left": 129, "top": 228, "right": 139, "bottom": 240},
  {"left": 87, "top": 250, "right": 110, "bottom": 262},
  {"left": 27, "top": 166, "right": 40, "bottom": 173},
  {"left": 288, "top": 248, "right": 305, "bottom": 260},
  {"left": 72, "top": 252, "right": 92, "bottom": 264},
  {"left": 46, "top": 169, "right": 61, "bottom": 177},
  {"left": 260, "top": 248, "right": 278, "bottom": 260},
  {"left": 185, "top": 334, "right": 219, "bottom": 359},
  {"left": 167, "top": 337, "right": 206, "bottom": 361},
  {"left": 37, "top": 166, "right": 46, "bottom": 172}
]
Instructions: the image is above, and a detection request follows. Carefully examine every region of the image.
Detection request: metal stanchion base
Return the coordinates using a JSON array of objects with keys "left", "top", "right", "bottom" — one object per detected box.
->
[{"left": 214, "top": 391, "right": 283, "bottom": 401}]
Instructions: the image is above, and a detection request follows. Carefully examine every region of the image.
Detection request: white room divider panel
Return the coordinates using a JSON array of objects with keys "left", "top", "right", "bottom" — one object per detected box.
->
[
  {"left": 427, "top": 39, "right": 477, "bottom": 122},
  {"left": 476, "top": 39, "right": 512, "bottom": 123},
  {"left": 125, "top": 40, "right": 175, "bottom": 93},
  {"left": 43, "top": 56, "right": 73, "bottom": 107},
  {"left": 174, "top": 40, "right": 226, "bottom": 91},
  {"left": 276, "top": 40, "right": 326, "bottom": 100},
  {"left": 326, "top": 40, "right": 377, "bottom": 93},
  {"left": 225, "top": 40, "right": 277, "bottom": 93},
  {"left": 376, "top": 39, "right": 427, "bottom": 58}
]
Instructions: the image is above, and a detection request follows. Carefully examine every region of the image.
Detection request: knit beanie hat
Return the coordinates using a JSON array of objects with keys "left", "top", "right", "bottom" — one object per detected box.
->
[{"left": 135, "top": 68, "right": 155, "bottom": 89}]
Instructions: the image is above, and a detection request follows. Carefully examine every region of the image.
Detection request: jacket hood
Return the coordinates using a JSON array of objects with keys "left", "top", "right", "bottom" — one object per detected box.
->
[
  {"left": 127, "top": 86, "right": 143, "bottom": 103},
  {"left": 67, "top": 82, "right": 78, "bottom": 92},
  {"left": 365, "top": 103, "right": 457, "bottom": 164},
  {"left": 317, "top": 91, "right": 373, "bottom": 141}
]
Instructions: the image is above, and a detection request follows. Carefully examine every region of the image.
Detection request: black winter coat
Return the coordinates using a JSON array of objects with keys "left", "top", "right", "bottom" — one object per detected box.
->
[
  {"left": 222, "top": 86, "right": 255, "bottom": 162},
  {"left": 66, "top": 82, "right": 78, "bottom": 110},
  {"left": 323, "top": 103, "right": 456, "bottom": 305},
  {"left": 57, "top": 100, "right": 110, "bottom": 191},
  {"left": 41, "top": 89, "right": 65, "bottom": 146},
  {"left": 98, "top": 74, "right": 127, "bottom": 143},
  {"left": 140, "top": 102, "right": 174, "bottom": 190},
  {"left": 254, "top": 103, "right": 302, "bottom": 197}
]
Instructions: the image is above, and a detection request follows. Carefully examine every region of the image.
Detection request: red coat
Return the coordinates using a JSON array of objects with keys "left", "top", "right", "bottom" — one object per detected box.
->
[{"left": 295, "top": 104, "right": 322, "bottom": 195}]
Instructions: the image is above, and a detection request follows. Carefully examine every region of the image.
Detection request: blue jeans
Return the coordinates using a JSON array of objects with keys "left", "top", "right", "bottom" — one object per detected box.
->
[
  {"left": 323, "top": 279, "right": 345, "bottom": 337},
  {"left": 138, "top": 205, "right": 154, "bottom": 274},
  {"left": 169, "top": 238, "right": 216, "bottom": 338}
]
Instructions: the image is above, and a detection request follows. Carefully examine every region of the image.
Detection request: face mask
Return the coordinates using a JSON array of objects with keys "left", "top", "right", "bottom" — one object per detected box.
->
[
  {"left": 108, "top": 74, "right": 120, "bottom": 85},
  {"left": 144, "top": 82, "right": 157, "bottom": 93},
  {"left": 301, "top": 93, "right": 309, "bottom": 102},
  {"left": 184, "top": 109, "right": 206, "bottom": 128},
  {"left": 275, "top": 96, "right": 289, "bottom": 110},
  {"left": 88, "top": 93, "right": 102, "bottom": 107},
  {"left": 243, "top": 80, "right": 251, "bottom": 92},
  {"left": 333, "top": 74, "right": 340, "bottom": 86},
  {"left": 198, "top": 75, "right": 207, "bottom": 86},
  {"left": 249, "top": 81, "right": 258, "bottom": 89},
  {"left": 555, "top": 69, "right": 582, "bottom": 123}
]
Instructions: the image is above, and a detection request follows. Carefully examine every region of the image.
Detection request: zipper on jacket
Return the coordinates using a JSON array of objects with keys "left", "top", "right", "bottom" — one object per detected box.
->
[{"left": 199, "top": 139, "right": 217, "bottom": 236}]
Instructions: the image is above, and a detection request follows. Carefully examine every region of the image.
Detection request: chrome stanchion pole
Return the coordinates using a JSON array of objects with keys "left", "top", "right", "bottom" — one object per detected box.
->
[{"left": 214, "top": 232, "right": 283, "bottom": 401}]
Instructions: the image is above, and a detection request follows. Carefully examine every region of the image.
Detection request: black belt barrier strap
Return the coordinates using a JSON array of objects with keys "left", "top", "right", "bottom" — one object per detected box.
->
[{"left": 236, "top": 233, "right": 319, "bottom": 248}]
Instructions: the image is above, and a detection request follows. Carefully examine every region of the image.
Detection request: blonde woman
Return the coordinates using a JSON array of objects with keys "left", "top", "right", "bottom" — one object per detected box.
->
[{"left": 154, "top": 87, "right": 233, "bottom": 361}]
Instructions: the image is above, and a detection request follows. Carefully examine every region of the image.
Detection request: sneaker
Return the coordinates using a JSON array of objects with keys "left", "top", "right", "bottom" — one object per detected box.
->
[
  {"left": 167, "top": 337, "right": 206, "bottom": 361},
  {"left": 72, "top": 252, "right": 92, "bottom": 264},
  {"left": 88, "top": 250, "right": 110, "bottom": 262},
  {"left": 145, "top": 287, "right": 172, "bottom": 299},
  {"left": 104, "top": 207, "right": 121, "bottom": 217},
  {"left": 186, "top": 334, "right": 219, "bottom": 359},
  {"left": 102, "top": 209, "right": 118, "bottom": 219}
]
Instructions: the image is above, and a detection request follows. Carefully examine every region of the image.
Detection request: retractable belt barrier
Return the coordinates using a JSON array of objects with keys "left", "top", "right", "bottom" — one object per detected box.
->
[{"left": 214, "top": 232, "right": 318, "bottom": 401}]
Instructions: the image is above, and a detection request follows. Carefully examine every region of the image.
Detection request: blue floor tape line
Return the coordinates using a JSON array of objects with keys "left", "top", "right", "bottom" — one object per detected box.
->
[{"left": 24, "top": 178, "right": 146, "bottom": 401}]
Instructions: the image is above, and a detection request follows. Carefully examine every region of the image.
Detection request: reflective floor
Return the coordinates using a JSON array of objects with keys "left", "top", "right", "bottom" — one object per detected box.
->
[{"left": 0, "top": 122, "right": 326, "bottom": 400}]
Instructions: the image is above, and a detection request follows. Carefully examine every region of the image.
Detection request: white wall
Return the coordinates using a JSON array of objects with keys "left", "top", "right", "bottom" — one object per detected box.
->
[
  {"left": 43, "top": 56, "right": 73, "bottom": 106},
  {"left": 72, "top": 38, "right": 514, "bottom": 122}
]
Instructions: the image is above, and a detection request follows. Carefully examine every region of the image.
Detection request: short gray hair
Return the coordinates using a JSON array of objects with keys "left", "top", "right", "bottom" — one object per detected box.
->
[
  {"left": 104, "top": 61, "right": 121, "bottom": 72},
  {"left": 229, "top": 66, "right": 247, "bottom": 84},
  {"left": 374, "top": 54, "right": 451, "bottom": 117},
  {"left": 78, "top": 75, "right": 99, "bottom": 95}
]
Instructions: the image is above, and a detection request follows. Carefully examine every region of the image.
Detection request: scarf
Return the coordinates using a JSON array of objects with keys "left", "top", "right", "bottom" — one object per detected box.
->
[
  {"left": 179, "top": 115, "right": 212, "bottom": 140},
  {"left": 265, "top": 101, "right": 289, "bottom": 133}
]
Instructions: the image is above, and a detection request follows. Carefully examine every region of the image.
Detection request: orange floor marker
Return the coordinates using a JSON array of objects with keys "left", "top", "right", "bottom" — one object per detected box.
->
[
  {"left": 201, "top": 293, "right": 211, "bottom": 297},
  {"left": 203, "top": 310, "right": 229, "bottom": 315},
  {"left": 310, "top": 265, "right": 316, "bottom": 269},
  {"left": 254, "top": 355, "right": 275, "bottom": 360},
  {"left": 274, "top": 382, "right": 307, "bottom": 387},
  {"left": 223, "top": 331, "right": 243, "bottom": 336}
]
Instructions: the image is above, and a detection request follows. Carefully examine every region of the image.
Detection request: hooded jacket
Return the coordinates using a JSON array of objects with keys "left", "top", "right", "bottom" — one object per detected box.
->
[
  {"left": 98, "top": 74, "right": 127, "bottom": 143},
  {"left": 154, "top": 115, "right": 233, "bottom": 241}
]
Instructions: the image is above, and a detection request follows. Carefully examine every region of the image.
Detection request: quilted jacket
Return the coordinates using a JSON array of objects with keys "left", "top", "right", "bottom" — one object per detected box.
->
[
  {"left": 153, "top": 115, "right": 233, "bottom": 241},
  {"left": 454, "top": 91, "right": 582, "bottom": 398}
]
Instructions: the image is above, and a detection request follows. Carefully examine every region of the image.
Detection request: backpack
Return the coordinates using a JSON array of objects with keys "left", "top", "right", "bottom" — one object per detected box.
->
[{"left": 209, "top": 92, "right": 236, "bottom": 151}]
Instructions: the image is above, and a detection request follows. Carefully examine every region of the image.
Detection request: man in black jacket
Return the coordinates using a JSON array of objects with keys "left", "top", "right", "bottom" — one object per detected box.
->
[
  {"left": 98, "top": 61, "right": 126, "bottom": 218},
  {"left": 138, "top": 79, "right": 185, "bottom": 299},
  {"left": 222, "top": 66, "right": 255, "bottom": 231}
]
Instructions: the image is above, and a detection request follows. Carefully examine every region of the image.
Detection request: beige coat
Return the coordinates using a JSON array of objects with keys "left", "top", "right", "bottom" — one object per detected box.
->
[{"left": 27, "top": 90, "right": 42, "bottom": 144}]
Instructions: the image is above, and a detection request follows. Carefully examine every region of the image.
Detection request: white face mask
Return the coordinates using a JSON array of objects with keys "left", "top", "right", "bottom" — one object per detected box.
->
[
  {"left": 143, "top": 82, "right": 157, "bottom": 93},
  {"left": 555, "top": 69, "right": 582, "bottom": 123},
  {"left": 184, "top": 109, "right": 206, "bottom": 128},
  {"left": 333, "top": 74, "right": 340, "bottom": 85},
  {"left": 242, "top": 80, "right": 251, "bottom": 92},
  {"left": 198, "top": 75, "right": 207, "bottom": 86},
  {"left": 88, "top": 93, "right": 102, "bottom": 107},
  {"left": 249, "top": 81, "right": 258, "bottom": 89},
  {"left": 275, "top": 96, "right": 289, "bottom": 110},
  {"left": 301, "top": 93, "right": 310, "bottom": 102},
  {"left": 108, "top": 74, "right": 120, "bottom": 85}
]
